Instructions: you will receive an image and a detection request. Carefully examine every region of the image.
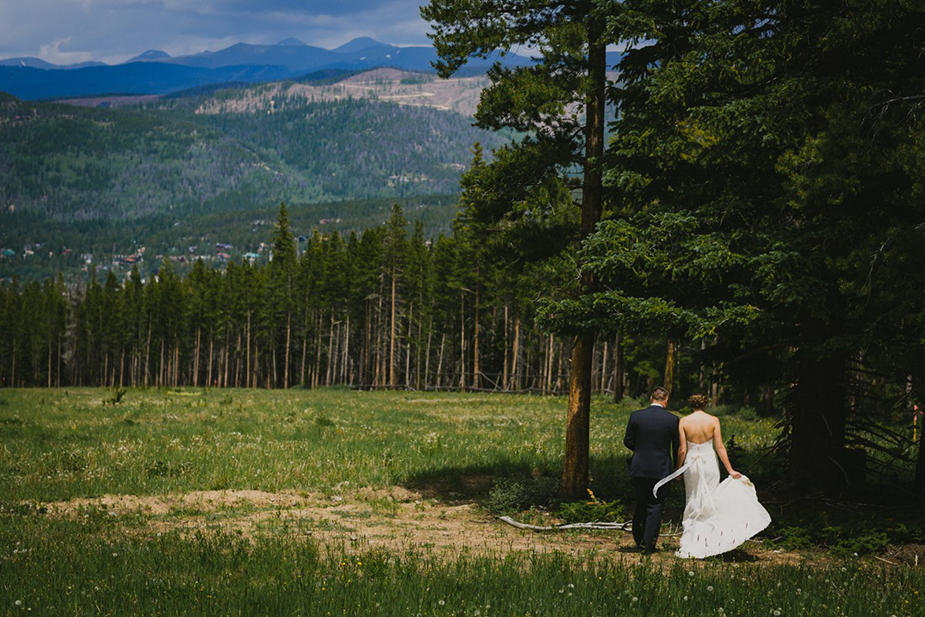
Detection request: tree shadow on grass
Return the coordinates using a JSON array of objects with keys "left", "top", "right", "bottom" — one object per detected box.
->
[
  {"left": 401, "top": 461, "right": 540, "bottom": 503},
  {"left": 399, "top": 454, "right": 688, "bottom": 519}
]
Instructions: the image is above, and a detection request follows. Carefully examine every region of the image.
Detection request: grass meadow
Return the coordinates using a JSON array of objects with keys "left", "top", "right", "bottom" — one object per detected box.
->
[{"left": 0, "top": 387, "right": 922, "bottom": 616}]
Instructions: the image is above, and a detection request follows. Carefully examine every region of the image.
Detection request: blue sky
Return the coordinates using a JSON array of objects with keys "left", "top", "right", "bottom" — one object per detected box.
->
[{"left": 1, "top": 1, "right": 431, "bottom": 65}]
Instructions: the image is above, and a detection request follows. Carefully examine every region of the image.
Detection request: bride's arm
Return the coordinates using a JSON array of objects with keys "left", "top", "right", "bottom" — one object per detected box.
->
[
  {"left": 675, "top": 422, "right": 688, "bottom": 471},
  {"left": 713, "top": 419, "right": 742, "bottom": 479}
]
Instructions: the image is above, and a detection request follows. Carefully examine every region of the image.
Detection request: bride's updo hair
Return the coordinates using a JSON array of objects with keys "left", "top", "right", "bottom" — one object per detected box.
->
[{"left": 688, "top": 394, "right": 709, "bottom": 410}]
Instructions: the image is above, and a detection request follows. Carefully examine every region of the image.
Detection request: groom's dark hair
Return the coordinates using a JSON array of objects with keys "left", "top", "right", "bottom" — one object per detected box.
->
[{"left": 650, "top": 386, "right": 670, "bottom": 401}]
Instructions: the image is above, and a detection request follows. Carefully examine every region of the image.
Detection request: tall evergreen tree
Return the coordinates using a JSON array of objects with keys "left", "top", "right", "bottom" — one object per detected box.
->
[
  {"left": 422, "top": 0, "right": 613, "bottom": 497},
  {"left": 267, "top": 202, "right": 299, "bottom": 388},
  {"left": 549, "top": 0, "right": 925, "bottom": 493}
]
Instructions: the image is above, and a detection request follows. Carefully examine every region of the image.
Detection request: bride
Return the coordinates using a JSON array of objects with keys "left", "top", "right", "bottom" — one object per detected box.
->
[{"left": 671, "top": 394, "right": 771, "bottom": 558}]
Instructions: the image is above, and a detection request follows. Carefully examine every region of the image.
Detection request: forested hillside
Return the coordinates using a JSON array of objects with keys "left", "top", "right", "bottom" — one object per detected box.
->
[
  {"left": 0, "top": 84, "right": 510, "bottom": 280},
  {"left": 0, "top": 194, "right": 458, "bottom": 282}
]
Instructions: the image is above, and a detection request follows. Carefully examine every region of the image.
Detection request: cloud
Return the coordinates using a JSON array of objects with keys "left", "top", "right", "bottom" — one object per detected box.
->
[
  {"left": 0, "top": 0, "right": 431, "bottom": 64},
  {"left": 38, "top": 38, "right": 96, "bottom": 66}
]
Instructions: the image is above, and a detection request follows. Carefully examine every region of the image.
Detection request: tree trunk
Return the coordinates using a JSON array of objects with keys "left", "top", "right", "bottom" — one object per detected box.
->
[
  {"left": 459, "top": 290, "right": 466, "bottom": 392},
  {"left": 503, "top": 303, "right": 510, "bottom": 390},
  {"left": 144, "top": 320, "right": 151, "bottom": 387},
  {"left": 916, "top": 406, "right": 925, "bottom": 487},
  {"left": 208, "top": 333, "right": 214, "bottom": 388},
  {"left": 300, "top": 306, "right": 309, "bottom": 386},
  {"left": 389, "top": 273, "right": 397, "bottom": 389},
  {"left": 613, "top": 332, "right": 625, "bottom": 402},
  {"left": 314, "top": 311, "right": 323, "bottom": 388},
  {"left": 789, "top": 350, "right": 849, "bottom": 494},
  {"left": 561, "top": 334, "right": 595, "bottom": 498},
  {"left": 600, "top": 340, "right": 608, "bottom": 394},
  {"left": 415, "top": 302, "right": 423, "bottom": 389},
  {"left": 234, "top": 331, "right": 242, "bottom": 388},
  {"left": 406, "top": 303, "right": 413, "bottom": 389},
  {"left": 436, "top": 332, "right": 446, "bottom": 389},
  {"left": 326, "top": 312, "right": 335, "bottom": 386},
  {"left": 511, "top": 315, "right": 520, "bottom": 391},
  {"left": 560, "top": 20, "right": 606, "bottom": 499},
  {"left": 343, "top": 314, "right": 351, "bottom": 385},
  {"left": 193, "top": 326, "right": 201, "bottom": 387},
  {"left": 541, "top": 336, "right": 548, "bottom": 395},
  {"left": 472, "top": 290, "right": 480, "bottom": 390},
  {"left": 664, "top": 340, "right": 677, "bottom": 393},
  {"left": 223, "top": 332, "right": 230, "bottom": 388},
  {"left": 246, "top": 311, "right": 252, "bottom": 388},
  {"left": 424, "top": 316, "right": 433, "bottom": 389},
  {"left": 284, "top": 309, "right": 291, "bottom": 389},
  {"left": 376, "top": 290, "right": 384, "bottom": 388}
]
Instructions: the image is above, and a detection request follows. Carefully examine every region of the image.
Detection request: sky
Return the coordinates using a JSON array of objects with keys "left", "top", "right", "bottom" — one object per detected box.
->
[{"left": 0, "top": 0, "right": 433, "bottom": 65}]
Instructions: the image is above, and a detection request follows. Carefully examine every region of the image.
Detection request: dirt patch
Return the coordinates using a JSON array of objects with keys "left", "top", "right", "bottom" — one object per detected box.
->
[
  {"left": 47, "top": 489, "right": 307, "bottom": 516},
  {"left": 883, "top": 544, "right": 925, "bottom": 567},
  {"left": 42, "top": 487, "right": 805, "bottom": 566}
]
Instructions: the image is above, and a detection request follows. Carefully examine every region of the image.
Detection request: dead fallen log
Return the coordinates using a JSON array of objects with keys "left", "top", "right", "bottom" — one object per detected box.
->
[{"left": 499, "top": 516, "right": 631, "bottom": 531}]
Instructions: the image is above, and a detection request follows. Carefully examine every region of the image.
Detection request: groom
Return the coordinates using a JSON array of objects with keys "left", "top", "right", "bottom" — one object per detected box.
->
[{"left": 623, "top": 386, "right": 679, "bottom": 553}]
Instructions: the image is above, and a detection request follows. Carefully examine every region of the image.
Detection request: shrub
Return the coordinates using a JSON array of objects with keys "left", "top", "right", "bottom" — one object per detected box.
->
[
  {"left": 558, "top": 491, "right": 626, "bottom": 524},
  {"left": 484, "top": 477, "right": 559, "bottom": 514}
]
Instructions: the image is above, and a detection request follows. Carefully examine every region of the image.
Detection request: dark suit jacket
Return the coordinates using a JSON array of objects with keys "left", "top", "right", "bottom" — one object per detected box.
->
[{"left": 624, "top": 404, "right": 680, "bottom": 479}]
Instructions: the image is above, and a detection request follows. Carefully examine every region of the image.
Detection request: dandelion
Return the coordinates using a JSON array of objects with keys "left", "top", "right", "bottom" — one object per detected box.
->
[
  {"left": 773, "top": 610, "right": 781, "bottom": 616},
  {"left": 688, "top": 570, "right": 695, "bottom": 577},
  {"left": 631, "top": 597, "right": 638, "bottom": 603},
  {"left": 438, "top": 600, "right": 445, "bottom": 606},
  {"left": 683, "top": 596, "right": 689, "bottom": 601},
  {"left": 707, "top": 586, "right": 714, "bottom": 592},
  {"left": 15, "top": 600, "right": 22, "bottom": 606},
  {"left": 112, "top": 552, "right": 118, "bottom": 557},
  {"left": 568, "top": 583, "right": 575, "bottom": 588}
]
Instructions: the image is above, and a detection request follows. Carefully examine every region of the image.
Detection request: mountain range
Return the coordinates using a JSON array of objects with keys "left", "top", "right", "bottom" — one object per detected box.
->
[{"left": 0, "top": 37, "right": 542, "bottom": 101}]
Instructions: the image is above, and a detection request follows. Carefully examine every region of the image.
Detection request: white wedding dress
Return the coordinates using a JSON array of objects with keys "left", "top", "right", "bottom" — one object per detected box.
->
[{"left": 676, "top": 441, "right": 771, "bottom": 559}]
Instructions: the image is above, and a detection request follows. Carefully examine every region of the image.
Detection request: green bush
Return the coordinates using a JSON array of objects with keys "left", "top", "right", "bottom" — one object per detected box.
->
[
  {"left": 484, "top": 477, "right": 559, "bottom": 514},
  {"left": 558, "top": 496, "right": 626, "bottom": 524}
]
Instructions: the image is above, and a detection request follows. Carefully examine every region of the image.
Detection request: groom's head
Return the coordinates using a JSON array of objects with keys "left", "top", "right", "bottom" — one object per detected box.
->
[{"left": 650, "top": 386, "right": 670, "bottom": 405}]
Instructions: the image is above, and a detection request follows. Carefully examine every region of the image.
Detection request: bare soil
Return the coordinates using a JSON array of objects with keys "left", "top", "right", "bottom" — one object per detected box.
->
[{"left": 43, "top": 487, "right": 809, "bottom": 566}]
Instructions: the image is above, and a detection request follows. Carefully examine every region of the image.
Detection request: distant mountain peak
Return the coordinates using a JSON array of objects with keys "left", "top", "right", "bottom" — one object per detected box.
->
[
  {"left": 128, "top": 50, "right": 170, "bottom": 63},
  {"left": 277, "top": 38, "right": 307, "bottom": 47},
  {"left": 335, "top": 37, "right": 390, "bottom": 54}
]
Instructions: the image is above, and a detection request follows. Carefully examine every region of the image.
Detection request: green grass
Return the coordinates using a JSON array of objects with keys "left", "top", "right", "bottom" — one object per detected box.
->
[
  {"left": 1, "top": 515, "right": 922, "bottom": 616},
  {"left": 0, "top": 388, "right": 776, "bottom": 504},
  {"left": 0, "top": 388, "right": 921, "bottom": 616}
]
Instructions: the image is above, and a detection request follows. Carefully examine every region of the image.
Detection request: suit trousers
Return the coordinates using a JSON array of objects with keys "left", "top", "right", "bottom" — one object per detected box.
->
[{"left": 632, "top": 477, "right": 670, "bottom": 552}]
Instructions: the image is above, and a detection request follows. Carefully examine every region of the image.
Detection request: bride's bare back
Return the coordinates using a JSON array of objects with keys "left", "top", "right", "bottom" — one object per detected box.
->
[
  {"left": 680, "top": 410, "right": 717, "bottom": 444},
  {"left": 677, "top": 410, "right": 740, "bottom": 478}
]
